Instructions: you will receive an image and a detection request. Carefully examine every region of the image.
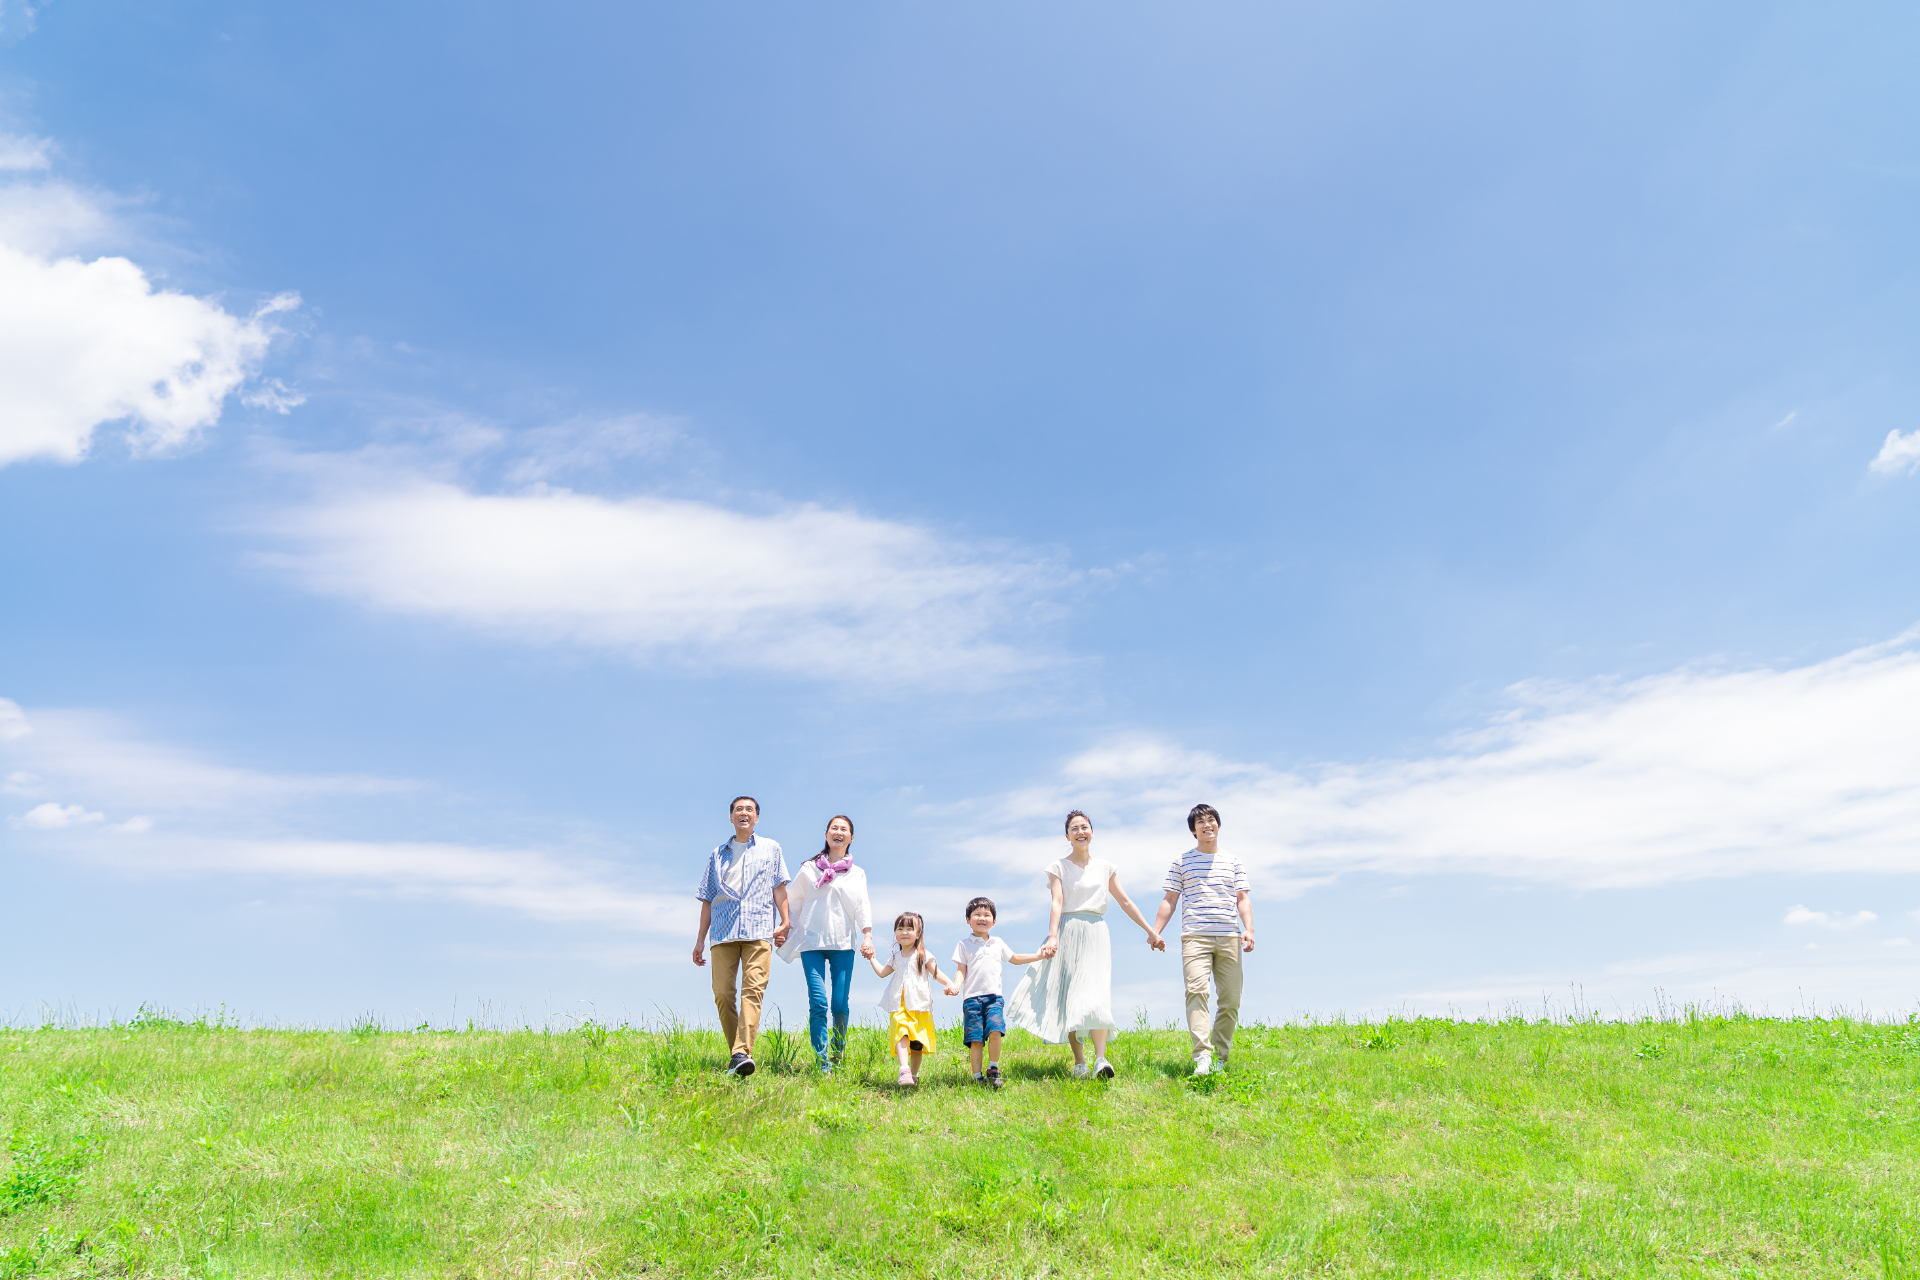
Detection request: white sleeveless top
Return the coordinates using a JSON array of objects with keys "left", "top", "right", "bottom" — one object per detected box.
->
[{"left": 1047, "top": 856, "right": 1116, "bottom": 916}]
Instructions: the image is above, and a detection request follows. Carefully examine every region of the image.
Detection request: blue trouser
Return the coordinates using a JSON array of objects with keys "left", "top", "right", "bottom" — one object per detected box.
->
[{"left": 801, "top": 949, "right": 854, "bottom": 1063}]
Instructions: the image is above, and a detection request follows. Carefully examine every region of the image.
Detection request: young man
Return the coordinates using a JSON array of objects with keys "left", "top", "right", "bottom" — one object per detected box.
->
[
  {"left": 1150, "top": 803, "right": 1253, "bottom": 1076},
  {"left": 692, "top": 795, "right": 791, "bottom": 1077}
]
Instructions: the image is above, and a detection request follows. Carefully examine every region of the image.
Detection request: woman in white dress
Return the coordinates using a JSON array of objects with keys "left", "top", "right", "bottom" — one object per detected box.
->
[
  {"left": 776, "top": 814, "right": 875, "bottom": 1073},
  {"left": 1005, "top": 809, "right": 1165, "bottom": 1078}
]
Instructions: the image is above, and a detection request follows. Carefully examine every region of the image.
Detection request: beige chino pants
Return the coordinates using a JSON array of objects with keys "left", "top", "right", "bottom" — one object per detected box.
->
[
  {"left": 709, "top": 939, "right": 773, "bottom": 1057},
  {"left": 1181, "top": 933, "right": 1244, "bottom": 1061}
]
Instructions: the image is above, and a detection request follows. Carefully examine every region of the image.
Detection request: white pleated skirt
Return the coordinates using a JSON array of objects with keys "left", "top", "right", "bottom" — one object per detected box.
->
[{"left": 1004, "top": 912, "right": 1119, "bottom": 1043}]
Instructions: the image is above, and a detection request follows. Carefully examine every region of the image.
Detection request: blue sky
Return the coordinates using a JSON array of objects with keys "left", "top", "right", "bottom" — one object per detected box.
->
[{"left": 4, "top": 2, "right": 1920, "bottom": 1028}]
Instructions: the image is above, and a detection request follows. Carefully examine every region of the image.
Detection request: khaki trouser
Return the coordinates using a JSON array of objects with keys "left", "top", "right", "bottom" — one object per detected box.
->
[
  {"left": 1181, "top": 934, "right": 1244, "bottom": 1061},
  {"left": 710, "top": 939, "right": 773, "bottom": 1057}
]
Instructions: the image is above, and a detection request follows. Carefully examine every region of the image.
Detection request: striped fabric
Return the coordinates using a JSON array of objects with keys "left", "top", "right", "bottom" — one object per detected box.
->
[
  {"left": 697, "top": 835, "right": 792, "bottom": 944},
  {"left": 1162, "top": 848, "right": 1248, "bottom": 936}
]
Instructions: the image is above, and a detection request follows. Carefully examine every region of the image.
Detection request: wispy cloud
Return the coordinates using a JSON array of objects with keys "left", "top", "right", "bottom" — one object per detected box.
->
[
  {"left": 1869, "top": 428, "right": 1920, "bottom": 476},
  {"left": 254, "top": 455, "right": 1070, "bottom": 687},
  {"left": 955, "top": 631, "right": 1920, "bottom": 893},
  {"left": 1783, "top": 905, "right": 1877, "bottom": 930},
  {"left": 0, "top": 698, "right": 678, "bottom": 929},
  {"left": 0, "top": 133, "right": 50, "bottom": 171}
]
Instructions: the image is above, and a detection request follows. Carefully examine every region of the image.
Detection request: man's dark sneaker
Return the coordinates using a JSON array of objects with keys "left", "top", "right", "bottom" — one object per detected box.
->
[
  {"left": 985, "top": 1063, "right": 1003, "bottom": 1089},
  {"left": 727, "top": 1052, "right": 756, "bottom": 1077}
]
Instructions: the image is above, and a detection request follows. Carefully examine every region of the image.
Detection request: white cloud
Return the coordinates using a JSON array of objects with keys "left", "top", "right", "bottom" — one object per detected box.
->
[
  {"left": 1870, "top": 428, "right": 1920, "bottom": 476},
  {"left": 0, "top": 699, "right": 683, "bottom": 930},
  {"left": 0, "top": 242, "right": 299, "bottom": 466},
  {"left": 503, "top": 414, "right": 679, "bottom": 486},
  {"left": 0, "top": 133, "right": 50, "bottom": 171},
  {"left": 240, "top": 378, "right": 307, "bottom": 415},
  {"left": 0, "top": 181, "right": 121, "bottom": 257},
  {"left": 257, "top": 467, "right": 1065, "bottom": 685},
  {"left": 956, "top": 631, "right": 1920, "bottom": 892},
  {"left": 3, "top": 770, "right": 38, "bottom": 794},
  {"left": 1783, "top": 905, "right": 1877, "bottom": 930},
  {"left": 0, "top": 699, "right": 28, "bottom": 739},
  {"left": 14, "top": 801, "right": 103, "bottom": 830}
]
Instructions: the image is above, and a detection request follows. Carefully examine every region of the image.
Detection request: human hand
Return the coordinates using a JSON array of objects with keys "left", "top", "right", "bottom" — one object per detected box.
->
[
  {"left": 1146, "top": 930, "right": 1166, "bottom": 952},
  {"left": 860, "top": 941, "right": 875, "bottom": 959},
  {"left": 1039, "top": 941, "right": 1057, "bottom": 960},
  {"left": 773, "top": 924, "right": 791, "bottom": 946},
  {"left": 1242, "top": 931, "right": 1255, "bottom": 953},
  {"left": 692, "top": 945, "right": 706, "bottom": 967},
  {"left": 943, "top": 984, "right": 960, "bottom": 997}
]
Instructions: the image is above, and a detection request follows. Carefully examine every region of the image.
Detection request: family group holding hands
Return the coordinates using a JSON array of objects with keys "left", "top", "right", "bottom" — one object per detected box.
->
[{"left": 692, "top": 796, "right": 1255, "bottom": 1086}]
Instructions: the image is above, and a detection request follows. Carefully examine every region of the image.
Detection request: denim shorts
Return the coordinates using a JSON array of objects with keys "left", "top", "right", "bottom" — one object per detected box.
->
[{"left": 963, "top": 993, "right": 1006, "bottom": 1045}]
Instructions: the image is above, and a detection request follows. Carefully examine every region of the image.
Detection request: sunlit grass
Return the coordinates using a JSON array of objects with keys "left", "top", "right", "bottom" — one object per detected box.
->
[{"left": 2, "top": 1007, "right": 1918, "bottom": 1277}]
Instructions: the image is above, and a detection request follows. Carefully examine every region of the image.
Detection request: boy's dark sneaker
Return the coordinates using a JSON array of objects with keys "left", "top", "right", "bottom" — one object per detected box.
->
[
  {"left": 727, "top": 1052, "right": 756, "bottom": 1077},
  {"left": 985, "top": 1064, "right": 1003, "bottom": 1089}
]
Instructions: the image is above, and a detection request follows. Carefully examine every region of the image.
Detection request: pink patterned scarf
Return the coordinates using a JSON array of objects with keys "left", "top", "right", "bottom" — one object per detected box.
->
[{"left": 813, "top": 853, "right": 853, "bottom": 887}]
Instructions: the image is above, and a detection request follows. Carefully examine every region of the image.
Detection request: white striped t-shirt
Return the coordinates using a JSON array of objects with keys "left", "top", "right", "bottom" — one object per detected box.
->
[{"left": 1163, "top": 848, "right": 1248, "bottom": 936}]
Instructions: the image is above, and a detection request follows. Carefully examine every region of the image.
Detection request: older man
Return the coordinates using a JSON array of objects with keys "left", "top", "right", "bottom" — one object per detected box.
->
[{"left": 693, "top": 795, "right": 791, "bottom": 1077}]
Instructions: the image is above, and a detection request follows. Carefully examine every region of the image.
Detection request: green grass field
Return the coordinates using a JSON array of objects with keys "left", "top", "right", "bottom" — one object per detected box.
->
[{"left": 2, "top": 1009, "right": 1918, "bottom": 1278}]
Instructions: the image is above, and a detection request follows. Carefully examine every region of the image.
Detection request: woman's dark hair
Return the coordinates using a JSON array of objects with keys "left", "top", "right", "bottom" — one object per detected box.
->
[
  {"left": 818, "top": 814, "right": 855, "bottom": 859},
  {"left": 1187, "top": 803, "right": 1221, "bottom": 833},
  {"left": 965, "top": 896, "right": 997, "bottom": 921},
  {"left": 1064, "top": 809, "right": 1093, "bottom": 836}
]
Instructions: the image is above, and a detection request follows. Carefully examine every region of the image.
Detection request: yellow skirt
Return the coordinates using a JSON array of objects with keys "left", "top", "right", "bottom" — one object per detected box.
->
[{"left": 886, "top": 1008, "right": 937, "bottom": 1053}]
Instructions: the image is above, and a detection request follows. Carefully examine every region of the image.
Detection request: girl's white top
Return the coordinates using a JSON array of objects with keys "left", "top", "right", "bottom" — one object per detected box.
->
[
  {"left": 877, "top": 945, "right": 935, "bottom": 1012},
  {"left": 777, "top": 860, "right": 873, "bottom": 962},
  {"left": 1047, "top": 855, "right": 1117, "bottom": 916}
]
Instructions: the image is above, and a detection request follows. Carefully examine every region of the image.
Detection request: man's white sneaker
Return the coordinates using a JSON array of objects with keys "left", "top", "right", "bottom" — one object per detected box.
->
[
  {"left": 1071, "top": 1063, "right": 1091, "bottom": 1079},
  {"left": 1192, "top": 1051, "right": 1213, "bottom": 1077}
]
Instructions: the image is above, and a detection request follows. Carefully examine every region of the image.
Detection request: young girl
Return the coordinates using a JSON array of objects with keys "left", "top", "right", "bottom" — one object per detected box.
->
[{"left": 871, "top": 910, "right": 960, "bottom": 1086}]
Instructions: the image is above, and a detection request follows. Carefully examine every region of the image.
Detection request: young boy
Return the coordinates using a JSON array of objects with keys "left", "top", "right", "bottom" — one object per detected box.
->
[{"left": 951, "top": 896, "right": 1046, "bottom": 1088}]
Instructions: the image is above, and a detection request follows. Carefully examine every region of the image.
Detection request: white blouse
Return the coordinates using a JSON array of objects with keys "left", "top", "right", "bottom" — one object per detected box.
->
[
  {"left": 777, "top": 861, "right": 874, "bottom": 962},
  {"left": 1047, "top": 856, "right": 1116, "bottom": 916},
  {"left": 876, "top": 945, "right": 936, "bottom": 1012}
]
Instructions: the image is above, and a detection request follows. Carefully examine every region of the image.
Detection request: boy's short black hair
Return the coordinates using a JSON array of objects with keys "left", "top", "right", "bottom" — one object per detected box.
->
[
  {"left": 1187, "top": 803, "right": 1221, "bottom": 833},
  {"left": 965, "top": 897, "right": 997, "bottom": 921}
]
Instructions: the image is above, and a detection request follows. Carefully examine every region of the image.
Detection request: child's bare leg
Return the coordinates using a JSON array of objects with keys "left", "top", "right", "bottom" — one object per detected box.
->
[
  {"left": 1068, "top": 1031, "right": 1086, "bottom": 1066},
  {"left": 909, "top": 1047, "right": 924, "bottom": 1076},
  {"left": 969, "top": 1042, "right": 984, "bottom": 1075},
  {"left": 987, "top": 1030, "right": 1002, "bottom": 1066},
  {"left": 895, "top": 1036, "right": 913, "bottom": 1070}
]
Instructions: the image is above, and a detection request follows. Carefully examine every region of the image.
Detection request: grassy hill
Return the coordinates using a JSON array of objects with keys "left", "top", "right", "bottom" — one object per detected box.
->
[{"left": 1, "top": 1011, "right": 1917, "bottom": 1278}]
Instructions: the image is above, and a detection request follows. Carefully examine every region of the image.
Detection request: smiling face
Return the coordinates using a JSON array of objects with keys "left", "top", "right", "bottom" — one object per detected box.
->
[
  {"left": 894, "top": 923, "right": 919, "bottom": 950},
  {"left": 968, "top": 905, "right": 995, "bottom": 935},
  {"left": 729, "top": 797, "right": 758, "bottom": 836},
  {"left": 1192, "top": 811, "right": 1220, "bottom": 842},
  {"left": 824, "top": 816, "right": 852, "bottom": 854},
  {"left": 1066, "top": 814, "right": 1093, "bottom": 849}
]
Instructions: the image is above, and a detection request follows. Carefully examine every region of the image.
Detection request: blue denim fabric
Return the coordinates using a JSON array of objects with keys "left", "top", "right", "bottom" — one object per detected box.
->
[
  {"left": 801, "top": 948, "right": 855, "bottom": 1063},
  {"left": 963, "top": 993, "right": 1006, "bottom": 1045}
]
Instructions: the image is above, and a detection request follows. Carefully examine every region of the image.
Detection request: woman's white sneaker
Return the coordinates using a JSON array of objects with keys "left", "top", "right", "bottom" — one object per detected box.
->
[
  {"left": 1071, "top": 1063, "right": 1091, "bottom": 1079},
  {"left": 1093, "top": 1058, "right": 1115, "bottom": 1079},
  {"left": 1192, "top": 1051, "right": 1213, "bottom": 1076}
]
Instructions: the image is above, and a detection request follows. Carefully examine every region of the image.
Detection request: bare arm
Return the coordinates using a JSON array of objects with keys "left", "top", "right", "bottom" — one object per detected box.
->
[
  {"left": 772, "top": 881, "right": 791, "bottom": 947},
  {"left": 930, "top": 959, "right": 959, "bottom": 997},
  {"left": 1040, "top": 875, "right": 1063, "bottom": 959},
  {"left": 869, "top": 952, "right": 894, "bottom": 978},
  {"left": 1007, "top": 951, "right": 1045, "bottom": 965},
  {"left": 1151, "top": 889, "right": 1178, "bottom": 936},
  {"left": 1237, "top": 889, "right": 1255, "bottom": 952},
  {"left": 1110, "top": 873, "right": 1168, "bottom": 951},
  {"left": 692, "top": 900, "right": 712, "bottom": 967}
]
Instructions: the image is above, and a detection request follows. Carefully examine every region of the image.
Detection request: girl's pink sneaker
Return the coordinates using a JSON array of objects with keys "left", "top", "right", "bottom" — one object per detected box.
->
[{"left": 897, "top": 1068, "right": 916, "bottom": 1086}]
